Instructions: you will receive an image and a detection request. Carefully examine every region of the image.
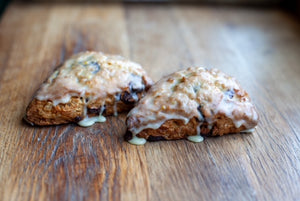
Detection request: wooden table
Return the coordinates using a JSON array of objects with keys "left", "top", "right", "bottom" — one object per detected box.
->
[{"left": 0, "top": 2, "right": 300, "bottom": 201}]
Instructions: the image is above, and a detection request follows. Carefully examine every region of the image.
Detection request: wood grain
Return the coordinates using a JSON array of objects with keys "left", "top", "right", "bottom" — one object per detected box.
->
[{"left": 0, "top": 3, "right": 300, "bottom": 201}]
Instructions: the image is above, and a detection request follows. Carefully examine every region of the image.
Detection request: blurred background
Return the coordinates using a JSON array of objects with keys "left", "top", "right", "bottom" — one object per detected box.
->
[
  {"left": 0, "top": 0, "right": 299, "bottom": 81},
  {"left": 1, "top": 0, "right": 300, "bottom": 18}
]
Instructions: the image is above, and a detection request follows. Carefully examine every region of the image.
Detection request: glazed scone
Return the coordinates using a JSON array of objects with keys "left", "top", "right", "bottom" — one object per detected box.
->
[
  {"left": 125, "top": 67, "right": 259, "bottom": 145},
  {"left": 25, "top": 51, "right": 153, "bottom": 126}
]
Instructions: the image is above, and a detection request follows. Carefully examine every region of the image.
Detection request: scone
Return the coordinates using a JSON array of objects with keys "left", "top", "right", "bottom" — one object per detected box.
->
[
  {"left": 25, "top": 51, "right": 153, "bottom": 126},
  {"left": 125, "top": 67, "right": 259, "bottom": 145}
]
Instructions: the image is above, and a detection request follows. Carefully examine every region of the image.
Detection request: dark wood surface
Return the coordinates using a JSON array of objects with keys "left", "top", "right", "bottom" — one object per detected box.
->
[{"left": 0, "top": 3, "right": 300, "bottom": 201}]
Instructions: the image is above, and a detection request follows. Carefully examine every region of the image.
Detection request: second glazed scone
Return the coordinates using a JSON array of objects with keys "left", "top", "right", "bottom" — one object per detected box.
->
[
  {"left": 25, "top": 51, "right": 153, "bottom": 126},
  {"left": 125, "top": 67, "right": 259, "bottom": 145}
]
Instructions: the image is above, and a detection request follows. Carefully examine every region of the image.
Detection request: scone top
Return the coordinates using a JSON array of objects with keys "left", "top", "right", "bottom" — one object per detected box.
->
[
  {"left": 36, "top": 51, "right": 153, "bottom": 106},
  {"left": 127, "top": 67, "right": 259, "bottom": 143}
]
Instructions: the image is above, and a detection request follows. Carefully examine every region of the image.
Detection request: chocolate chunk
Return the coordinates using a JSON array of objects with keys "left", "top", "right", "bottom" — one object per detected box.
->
[
  {"left": 87, "top": 108, "right": 100, "bottom": 114},
  {"left": 225, "top": 89, "right": 235, "bottom": 99},
  {"left": 147, "top": 136, "right": 166, "bottom": 141},
  {"left": 121, "top": 91, "right": 138, "bottom": 104},
  {"left": 74, "top": 116, "right": 82, "bottom": 122},
  {"left": 199, "top": 123, "right": 213, "bottom": 136},
  {"left": 89, "top": 61, "right": 101, "bottom": 74},
  {"left": 208, "top": 125, "right": 215, "bottom": 136},
  {"left": 124, "top": 130, "right": 133, "bottom": 141},
  {"left": 197, "top": 105, "right": 202, "bottom": 112},
  {"left": 197, "top": 105, "right": 205, "bottom": 121},
  {"left": 81, "top": 61, "right": 101, "bottom": 74},
  {"left": 87, "top": 105, "right": 106, "bottom": 115},
  {"left": 129, "top": 79, "right": 144, "bottom": 93}
]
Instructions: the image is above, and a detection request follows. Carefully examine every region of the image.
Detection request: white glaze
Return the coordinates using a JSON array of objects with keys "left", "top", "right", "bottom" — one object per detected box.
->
[
  {"left": 129, "top": 114, "right": 191, "bottom": 135},
  {"left": 113, "top": 94, "right": 121, "bottom": 116},
  {"left": 127, "top": 67, "right": 259, "bottom": 143},
  {"left": 128, "top": 136, "right": 147, "bottom": 145},
  {"left": 78, "top": 115, "right": 106, "bottom": 127},
  {"left": 241, "top": 128, "right": 255, "bottom": 133},
  {"left": 187, "top": 135, "right": 204, "bottom": 143},
  {"left": 36, "top": 52, "right": 150, "bottom": 105},
  {"left": 52, "top": 96, "right": 72, "bottom": 106}
]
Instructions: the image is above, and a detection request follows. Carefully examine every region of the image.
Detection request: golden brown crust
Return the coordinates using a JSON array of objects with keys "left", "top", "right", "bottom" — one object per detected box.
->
[
  {"left": 126, "top": 116, "right": 247, "bottom": 141},
  {"left": 25, "top": 89, "right": 147, "bottom": 126},
  {"left": 25, "top": 97, "right": 84, "bottom": 126},
  {"left": 135, "top": 118, "right": 199, "bottom": 140}
]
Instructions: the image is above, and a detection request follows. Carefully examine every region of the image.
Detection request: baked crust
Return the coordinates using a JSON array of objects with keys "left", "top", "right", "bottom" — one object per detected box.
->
[
  {"left": 25, "top": 90, "right": 145, "bottom": 125},
  {"left": 125, "top": 117, "right": 248, "bottom": 141},
  {"left": 25, "top": 51, "right": 153, "bottom": 126},
  {"left": 126, "top": 67, "right": 259, "bottom": 143}
]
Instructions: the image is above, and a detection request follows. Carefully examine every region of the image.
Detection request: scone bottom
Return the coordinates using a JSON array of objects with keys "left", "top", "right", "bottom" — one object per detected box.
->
[
  {"left": 125, "top": 67, "right": 259, "bottom": 145},
  {"left": 25, "top": 81, "right": 152, "bottom": 126},
  {"left": 125, "top": 120, "right": 257, "bottom": 145}
]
